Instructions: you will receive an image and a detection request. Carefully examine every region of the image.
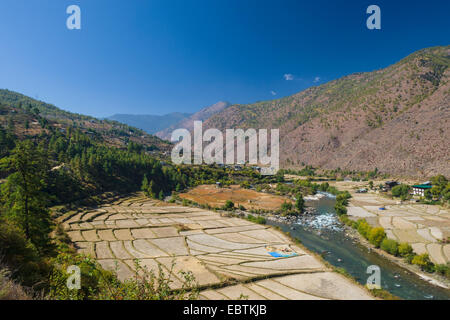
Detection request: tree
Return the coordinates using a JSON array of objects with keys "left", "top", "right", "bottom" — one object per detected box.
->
[
  {"left": 0, "top": 141, "right": 52, "bottom": 251},
  {"left": 295, "top": 194, "right": 305, "bottom": 213},
  {"left": 391, "top": 184, "right": 411, "bottom": 199},
  {"left": 281, "top": 201, "right": 293, "bottom": 212},
  {"left": 141, "top": 174, "right": 149, "bottom": 194},
  {"left": 334, "top": 203, "right": 347, "bottom": 216},
  {"left": 411, "top": 254, "right": 434, "bottom": 272},
  {"left": 380, "top": 239, "right": 399, "bottom": 256},
  {"left": 357, "top": 219, "right": 372, "bottom": 239},
  {"left": 398, "top": 243, "right": 414, "bottom": 258},
  {"left": 368, "top": 227, "right": 386, "bottom": 248},
  {"left": 223, "top": 200, "right": 234, "bottom": 211}
]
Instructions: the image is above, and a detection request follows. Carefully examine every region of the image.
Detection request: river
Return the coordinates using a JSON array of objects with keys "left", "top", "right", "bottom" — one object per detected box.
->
[{"left": 267, "top": 193, "right": 450, "bottom": 300}]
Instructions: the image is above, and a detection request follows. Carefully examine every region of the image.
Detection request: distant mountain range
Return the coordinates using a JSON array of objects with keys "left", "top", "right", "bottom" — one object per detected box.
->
[
  {"left": 155, "top": 101, "right": 231, "bottom": 140},
  {"left": 107, "top": 112, "right": 192, "bottom": 135},
  {"left": 202, "top": 46, "right": 450, "bottom": 177},
  {"left": 107, "top": 101, "right": 231, "bottom": 141}
]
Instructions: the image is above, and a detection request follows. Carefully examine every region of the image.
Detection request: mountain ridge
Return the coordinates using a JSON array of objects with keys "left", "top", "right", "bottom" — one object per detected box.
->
[
  {"left": 156, "top": 101, "right": 231, "bottom": 140},
  {"left": 107, "top": 112, "right": 192, "bottom": 135},
  {"left": 203, "top": 46, "right": 450, "bottom": 177}
]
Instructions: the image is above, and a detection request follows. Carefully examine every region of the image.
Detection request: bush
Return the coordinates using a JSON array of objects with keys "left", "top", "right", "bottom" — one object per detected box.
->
[
  {"left": 380, "top": 239, "right": 399, "bottom": 256},
  {"left": 334, "top": 203, "right": 347, "bottom": 216},
  {"left": 281, "top": 201, "right": 293, "bottom": 211},
  {"left": 246, "top": 215, "right": 266, "bottom": 225},
  {"left": 48, "top": 255, "right": 199, "bottom": 300},
  {"left": 223, "top": 200, "right": 235, "bottom": 211},
  {"left": 391, "top": 184, "right": 411, "bottom": 199},
  {"left": 398, "top": 243, "right": 414, "bottom": 258},
  {"left": 368, "top": 228, "right": 386, "bottom": 248},
  {"left": 356, "top": 219, "right": 372, "bottom": 239},
  {"left": 336, "top": 192, "right": 351, "bottom": 205},
  {"left": 295, "top": 194, "right": 305, "bottom": 213},
  {"left": 411, "top": 254, "right": 434, "bottom": 272},
  {"left": 0, "top": 219, "right": 50, "bottom": 288},
  {"left": 434, "top": 264, "right": 450, "bottom": 278}
]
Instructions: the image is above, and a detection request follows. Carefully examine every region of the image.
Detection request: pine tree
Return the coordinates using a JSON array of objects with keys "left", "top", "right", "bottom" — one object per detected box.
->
[
  {"left": 141, "top": 174, "right": 149, "bottom": 196},
  {"left": 295, "top": 193, "right": 305, "bottom": 213},
  {"left": 0, "top": 141, "right": 52, "bottom": 251}
]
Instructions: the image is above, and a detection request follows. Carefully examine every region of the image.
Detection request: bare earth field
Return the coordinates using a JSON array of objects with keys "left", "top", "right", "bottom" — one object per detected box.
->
[
  {"left": 331, "top": 181, "right": 450, "bottom": 265},
  {"left": 179, "top": 185, "right": 293, "bottom": 211},
  {"left": 59, "top": 193, "right": 373, "bottom": 300}
]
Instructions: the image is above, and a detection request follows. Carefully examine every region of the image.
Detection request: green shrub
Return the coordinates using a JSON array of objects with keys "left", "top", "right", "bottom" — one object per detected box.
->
[
  {"left": 411, "top": 254, "right": 434, "bottom": 272},
  {"left": 223, "top": 200, "right": 235, "bottom": 211},
  {"left": 391, "top": 184, "right": 411, "bottom": 198},
  {"left": 356, "top": 219, "right": 372, "bottom": 239},
  {"left": 368, "top": 227, "right": 386, "bottom": 248},
  {"left": 434, "top": 264, "right": 450, "bottom": 278},
  {"left": 334, "top": 203, "right": 347, "bottom": 216},
  {"left": 380, "top": 239, "right": 399, "bottom": 256},
  {"left": 48, "top": 255, "right": 199, "bottom": 300},
  {"left": 281, "top": 201, "right": 293, "bottom": 211},
  {"left": 246, "top": 215, "right": 266, "bottom": 225},
  {"left": 398, "top": 243, "right": 414, "bottom": 257},
  {"left": 0, "top": 219, "right": 50, "bottom": 288}
]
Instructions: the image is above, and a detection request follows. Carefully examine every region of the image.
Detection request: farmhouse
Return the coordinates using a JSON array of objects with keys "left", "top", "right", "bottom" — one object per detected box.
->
[
  {"left": 385, "top": 181, "right": 399, "bottom": 190},
  {"left": 412, "top": 182, "right": 432, "bottom": 197}
]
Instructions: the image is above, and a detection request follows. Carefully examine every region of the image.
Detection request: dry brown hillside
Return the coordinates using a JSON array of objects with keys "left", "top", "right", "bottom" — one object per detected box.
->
[{"left": 203, "top": 46, "right": 450, "bottom": 178}]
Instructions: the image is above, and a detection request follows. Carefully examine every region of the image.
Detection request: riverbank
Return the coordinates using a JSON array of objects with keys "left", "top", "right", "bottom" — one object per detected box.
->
[{"left": 343, "top": 221, "right": 450, "bottom": 290}]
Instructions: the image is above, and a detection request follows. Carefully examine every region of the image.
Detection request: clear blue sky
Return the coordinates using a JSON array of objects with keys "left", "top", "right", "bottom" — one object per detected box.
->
[{"left": 0, "top": 0, "right": 448, "bottom": 117}]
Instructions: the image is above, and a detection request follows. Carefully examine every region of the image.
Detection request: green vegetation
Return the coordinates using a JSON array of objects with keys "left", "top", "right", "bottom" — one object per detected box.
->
[
  {"left": 368, "top": 228, "right": 386, "bottom": 248},
  {"left": 295, "top": 194, "right": 305, "bottom": 213},
  {"left": 0, "top": 97, "right": 210, "bottom": 299},
  {"left": 222, "top": 200, "right": 235, "bottom": 211},
  {"left": 391, "top": 184, "right": 411, "bottom": 200},
  {"left": 340, "top": 216, "right": 449, "bottom": 279},
  {"left": 411, "top": 254, "right": 434, "bottom": 273},
  {"left": 246, "top": 214, "right": 266, "bottom": 225},
  {"left": 380, "top": 239, "right": 399, "bottom": 256}
]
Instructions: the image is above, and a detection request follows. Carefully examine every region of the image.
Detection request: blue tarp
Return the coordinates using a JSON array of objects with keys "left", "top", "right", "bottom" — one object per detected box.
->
[{"left": 268, "top": 252, "right": 298, "bottom": 258}]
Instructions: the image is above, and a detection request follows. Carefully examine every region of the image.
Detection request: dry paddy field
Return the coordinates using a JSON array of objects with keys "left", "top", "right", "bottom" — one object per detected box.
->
[
  {"left": 59, "top": 193, "right": 373, "bottom": 300},
  {"left": 332, "top": 181, "right": 450, "bottom": 265},
  {"left": 179, "top": 184, "right": 293, "bottom": 211}
]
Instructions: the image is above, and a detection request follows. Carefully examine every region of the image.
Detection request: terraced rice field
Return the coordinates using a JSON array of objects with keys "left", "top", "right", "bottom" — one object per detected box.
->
[
  {"left": 344, "top": 190, "right": 450, "bottom": 265},
  {"left": 59, "top": 193, "right": 373, "bottom": 300}
]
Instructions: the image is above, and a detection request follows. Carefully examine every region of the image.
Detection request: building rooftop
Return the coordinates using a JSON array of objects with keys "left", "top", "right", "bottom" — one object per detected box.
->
[{"left": 412, "top": 184, "right": 432, "bottom": 189}]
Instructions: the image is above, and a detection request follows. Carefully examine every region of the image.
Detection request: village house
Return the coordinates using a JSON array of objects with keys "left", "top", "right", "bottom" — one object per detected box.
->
[{"left": 412, "top": 182, "right": 433, "bottom": 197}]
